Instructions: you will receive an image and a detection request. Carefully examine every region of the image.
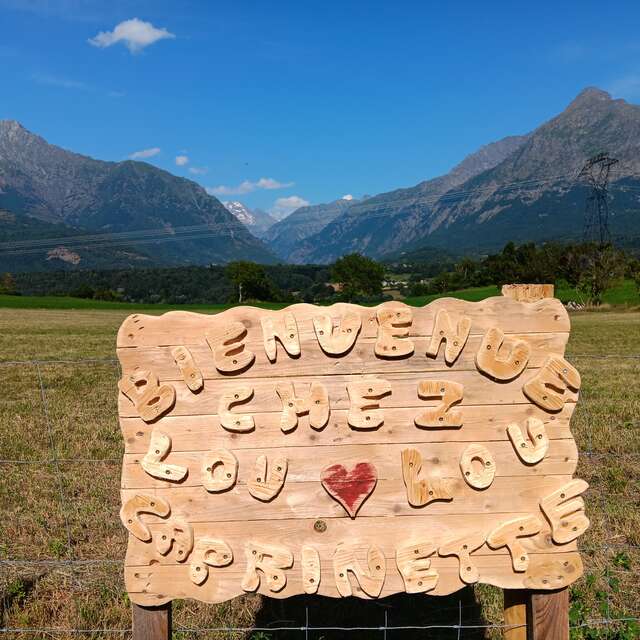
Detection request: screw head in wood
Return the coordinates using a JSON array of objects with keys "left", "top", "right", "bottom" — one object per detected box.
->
[{"left": 314, "top": 520, "right": 327, "bottom": 533}]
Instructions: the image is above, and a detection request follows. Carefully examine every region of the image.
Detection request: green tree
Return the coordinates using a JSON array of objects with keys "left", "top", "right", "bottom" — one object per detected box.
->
[
  {"left": 330, "top": 253, "right": 384, "bottom": 301},
  {"left": 0, "top": 272, "right": 17, "bottom": 295},
  {"left": 225, "top": 261, "right": 279, "bottom": 302},
  {"left": 454, "top": 257, "right": 477, "bottom": 287},
  {"left": 630, "top": 258, "right": 640, "bottom": 294},
  {"left": 576, "top": 245, "right": 625, "bottom": 305}
]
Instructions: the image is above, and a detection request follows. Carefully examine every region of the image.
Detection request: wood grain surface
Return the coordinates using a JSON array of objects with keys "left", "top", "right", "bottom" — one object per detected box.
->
[{"left": 117, "top": 296, "right": 588, "bottom": 606}]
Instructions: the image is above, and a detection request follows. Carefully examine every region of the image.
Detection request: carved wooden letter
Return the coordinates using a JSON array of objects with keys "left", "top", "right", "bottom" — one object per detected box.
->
[
  {"left": 301, "top": 546, "right": 321, "bottom": 594},
  {"left": 206, "top": 321, "right": 255, "bottom": 373},
  {"left": 189, "top": 538, "right": 233, "bottom": 585},
  {"left": 426, "top": 309, "right": 471, "bottom": 364},
  {"left": 459, "top": 444, "right": 495, "bottom": 489},
  {"left": 171, "top": 345, "right": 204, "bottom": 392},
  {"left": 313, "top": 311, "right": 361, "bottom": 355},
  {"left": 118, "top": 370, "right": 175, "bottom": 422},
  {"left": 375, "top": 306, "right": 414, "bottom": 357},
  {"left": 202, "top": 448, "right": 238, "bottom": 492},
  {"left": 540, "top": 479, "right": 590, "bottom": 544},
  {"left": 507, "top": 418, "right": 549, "bottom": 464},
  {"left": 523, "top": 555, "right": 584, "bottom": 590},
  {"left": 120, "top": 494, "right": 170, "bottom": 541},
  {"left": 276, "top": 382, "right": 330, "bottom": 433},
  {"left": 415, "top": 380, "right": 463, "bottom": 428},
  {"left": 347, "top": 378, "right": 391, "bottom": 429},
  {"left": 155, "top": 519, "right": 193, "bottom": 562},
  {"left": 401, "top": 448, "right": 453, "bottom": 507},
  {"left": 438, "top": 532, "right": 485, "bottom": 584},
  {"left": 333, "top": 542, "right": 386, "bottom": 597},
  {"left": 475, "top": 327, "right": 530, "bottom": 380},
  {"left": 396, "top": 541, "right": 439, "bottom": 593},
  {"left": 261, "top": 313, "right": 300, "bottom": 362},
  {"left": 523, "top": 355, "right": 581, "bottom": 411},
  {"left": 248, "top": 455, "right": 288, "bottom": 501},
  {"left": 218, "top": 386, "right": 254, "bottom": 432},
  {"left": 242, "top": 541, "right": 293, "bottom": 593},
  {"left": 141, "top": 429, "right": 188, "bottom": 481},
  {"left": 486, "top": 515, "right": 542, "bottom": 572}
]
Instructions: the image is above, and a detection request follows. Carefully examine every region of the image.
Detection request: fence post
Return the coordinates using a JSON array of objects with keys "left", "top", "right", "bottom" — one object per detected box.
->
[
  {"left": 504, "top": 588, "right": 569, "bottom": 640},
  {"left": 132, "top": 602, "right": 172, "bottom": 640},
  {"left": 504, "top": 589, "right": 527, "bottom": 640},
  {"left": 527, "top": 588, "right": 569, "bottom": 640}
]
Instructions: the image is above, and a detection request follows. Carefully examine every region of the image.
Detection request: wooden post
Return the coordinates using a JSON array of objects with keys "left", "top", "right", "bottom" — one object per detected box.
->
[
  {"left": 504, "top": 587, "right": 570, "bottom": 639},
  {"left": 527, "top": 588, "right": 569, "bottom": 640},
  {"left": 504, "top": 589, "right": 528, "bottom": 640},
  {"left": 132, "top": 602, "right": 172, "bottom": 640}
]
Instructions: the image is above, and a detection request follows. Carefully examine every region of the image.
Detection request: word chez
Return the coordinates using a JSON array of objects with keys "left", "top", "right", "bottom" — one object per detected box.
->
[{"left": 119, "top": 308, "right": 582, "bottom": 425}]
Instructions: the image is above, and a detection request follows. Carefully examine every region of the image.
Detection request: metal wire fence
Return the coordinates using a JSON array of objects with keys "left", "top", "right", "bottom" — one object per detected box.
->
[{"left": 1, "top": 354, "right": 639, "bottom": 638}]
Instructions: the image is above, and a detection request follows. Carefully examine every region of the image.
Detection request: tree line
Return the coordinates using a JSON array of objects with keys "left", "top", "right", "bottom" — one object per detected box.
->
[
  {"left": 2, "top": 242, "right": 638, "bottom": 305},
  {"left": 403, "top": 242, "right": 639, "bottom": 305},
  {"left": 2, "top": 256, "right": 386, "bottom": 305}
]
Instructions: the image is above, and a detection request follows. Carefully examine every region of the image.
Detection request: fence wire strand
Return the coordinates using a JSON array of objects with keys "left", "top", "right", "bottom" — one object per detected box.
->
[{"left": 1, "top": 353, "right": 638, "bottom": 638}]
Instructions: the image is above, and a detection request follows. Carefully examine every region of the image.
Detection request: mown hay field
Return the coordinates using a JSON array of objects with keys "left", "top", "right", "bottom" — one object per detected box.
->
[{"left": 0, "top": 308, "right": 639, "bottom": 639}]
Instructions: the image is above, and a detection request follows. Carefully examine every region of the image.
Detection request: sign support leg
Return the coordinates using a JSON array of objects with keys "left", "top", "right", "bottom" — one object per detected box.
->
[
  {"left": 132, "top": 602, "right": 172, "bottom": 640},
  {"left": 504, "top": 588, "right": 569, "bottom": 639},
  {"left": 527, "top": 588, "right": 570, "bottom": 640},
  {"left": 504, "top": 589, "right": 528, "bottom": 639}
]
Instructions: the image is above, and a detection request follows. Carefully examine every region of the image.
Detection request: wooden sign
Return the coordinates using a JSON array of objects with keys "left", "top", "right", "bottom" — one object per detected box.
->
[{"left": 116, "top": 293, "right": 588, "bottom": 606}]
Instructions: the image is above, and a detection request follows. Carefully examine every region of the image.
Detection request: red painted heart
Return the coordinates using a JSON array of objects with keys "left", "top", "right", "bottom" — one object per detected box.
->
[{"left": 321, "top": 462, "right": 377, "bottom": 519}]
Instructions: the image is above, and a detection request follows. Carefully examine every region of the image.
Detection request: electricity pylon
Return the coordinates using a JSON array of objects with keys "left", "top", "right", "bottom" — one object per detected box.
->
[{"left": 579, "top": 153, "right": 618, "bottom": 246}]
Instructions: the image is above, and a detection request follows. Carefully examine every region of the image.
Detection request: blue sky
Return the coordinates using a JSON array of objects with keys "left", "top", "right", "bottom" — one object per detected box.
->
[{"left": 2, "top": 0, "right": 640, "bottom": 216}]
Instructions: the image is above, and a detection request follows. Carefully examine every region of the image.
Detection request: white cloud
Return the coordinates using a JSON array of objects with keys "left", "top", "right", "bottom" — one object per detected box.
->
[
  {"left": 270, "top": 195, "right": 309, "bottom": 218},
  {"left": 207, "top": 177, "right": 294, "bottom": 196},
  {"left": 189, "top": 166, "right": 208, "bottom": 175},
  {"left": 129, "top": 147, "right": 161, "bottom": 160},
  {"left": 608, "top": 74, "right": 640, "bottom": 100},
  {"left": 32, "top": 72, "right": 123, "bottom": 97},
  {"left": 341, "top": 194, "right": 354, "bottom": 200},
  {"left": 32, "top": 73, "right": 88, "bottom": 90},
  {"left": 255, "top": 177, "right": 292, "bottom": 190},
  {"left": 175, "top": 155, "right": 189, "bottom": 166},
  {"left": 89, "top": 18, "right": 175, "bottom": 53}
]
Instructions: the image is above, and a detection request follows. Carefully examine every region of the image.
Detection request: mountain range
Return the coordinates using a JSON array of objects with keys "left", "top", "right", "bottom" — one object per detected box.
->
[
  {"left": 287, "top": 88, "right": 640, "bottom": 263},
  {"left": 1, "top": 87, "right": 639, "bottom": 272},
  {"left": 263, "top": 196, "right": 365, "bottom": 260},
  {"left": 0, "top": 120, "right": 275, "bottom": 270}
]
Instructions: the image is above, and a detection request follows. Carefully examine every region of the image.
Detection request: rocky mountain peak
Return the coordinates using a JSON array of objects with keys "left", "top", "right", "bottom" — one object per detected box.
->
[
  {"left": 0, "top": 120, "right": 35, "bottom": 148},
  {"left": 223, "top": 200, "right": 276, "bottom": 238},
  {"left": 569, "top": 86, "right": 613, "bottom": 106},
  {"left": 0, "top": 119, "right": 26, "bottom": 132},
  {"left": 224, "top": 201, "right": 254, "bottom": 225}
]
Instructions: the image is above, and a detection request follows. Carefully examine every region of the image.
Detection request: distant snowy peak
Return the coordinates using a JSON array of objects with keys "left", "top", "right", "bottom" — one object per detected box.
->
[
  {"left": 223, "top": 200, "right": 276, "bottom": 238},
  {"left": 224, "top": 201, "right": 255, "bottom": 225}
]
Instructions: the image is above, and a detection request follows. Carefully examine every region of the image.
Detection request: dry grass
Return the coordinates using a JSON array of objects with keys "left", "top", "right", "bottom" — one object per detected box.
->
[{"left": 0, "top": 308, "right": 638, "bottom": 639}]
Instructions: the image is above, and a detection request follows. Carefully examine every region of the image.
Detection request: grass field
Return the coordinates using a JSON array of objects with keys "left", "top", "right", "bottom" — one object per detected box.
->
[
  {"left": 404, "top": 280, "right": 640, "bottom": 308},
  {"left": 0, "top": 307, "right": 639, "bottom": 639},
  {"left": 0, "top": 294, "right": 287, "bottom": 312},
  {"left": 3, "top": 278, "right": 638, "bottom": 312}
]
